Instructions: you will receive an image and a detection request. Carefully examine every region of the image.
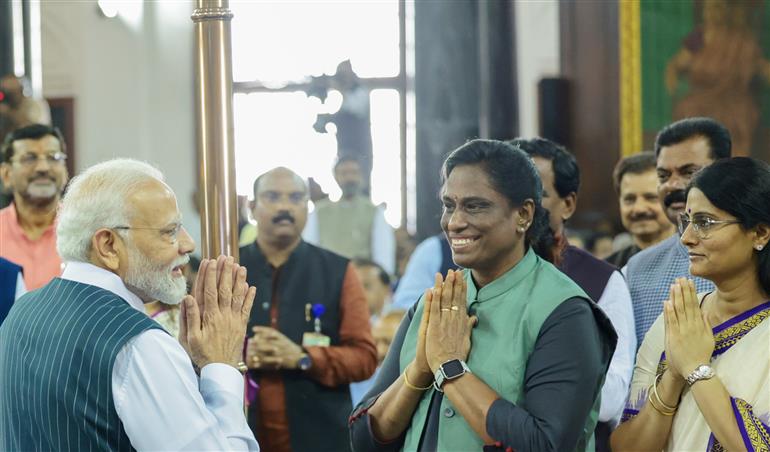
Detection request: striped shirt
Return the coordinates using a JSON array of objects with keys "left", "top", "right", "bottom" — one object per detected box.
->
[{"left": 624, "top": 235, "right": 714, "bottom": 346}]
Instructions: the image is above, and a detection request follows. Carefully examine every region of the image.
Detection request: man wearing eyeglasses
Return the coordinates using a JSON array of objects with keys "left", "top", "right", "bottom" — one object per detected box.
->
[
  {"left": 0, "top": 123, "right": 68, "bottom": 290},
  {"left": 624, "top": 117, "right": 732, "bottom": 347}
]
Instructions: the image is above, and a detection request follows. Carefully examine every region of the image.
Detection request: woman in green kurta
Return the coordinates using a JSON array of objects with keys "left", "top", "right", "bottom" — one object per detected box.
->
[{"left": 349, "top": 139, "right": 616, "bottom": 452}]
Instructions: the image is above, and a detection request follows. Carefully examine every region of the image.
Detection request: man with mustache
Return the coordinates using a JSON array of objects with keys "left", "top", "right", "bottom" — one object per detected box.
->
[
  {"left": 0, "top": 124, "right": 68, "bottom": 290},
  {"left": 0, "top": 159, "right": 259, "bottom": 450},
  {"left": 303, "top": 155, "right": 395, "bottom": 275},
  {"left": 241, "top": 167, "right": 377, "bottom": 452},
  {"left": 606, "top": 152, "right": 675, "bottom": 268},
  {"left": 624, "top": 117, "right": 731, "bottom": 346}
]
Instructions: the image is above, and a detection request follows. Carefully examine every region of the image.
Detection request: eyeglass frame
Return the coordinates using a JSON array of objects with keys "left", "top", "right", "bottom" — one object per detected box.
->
[
  {"left": 113, "top": 223, "right": 184, "bottom": 244},
  {"left": 11, "top": 151, "right": 68, "bottom": 167},
  {"left": 677, "top": 212, "right": 742, "bottom": 240}
]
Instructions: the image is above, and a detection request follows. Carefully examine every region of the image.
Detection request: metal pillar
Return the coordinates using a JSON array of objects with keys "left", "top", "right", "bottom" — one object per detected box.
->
[{"left": 191, "top": 0, "right": 239, "bottom": 260}]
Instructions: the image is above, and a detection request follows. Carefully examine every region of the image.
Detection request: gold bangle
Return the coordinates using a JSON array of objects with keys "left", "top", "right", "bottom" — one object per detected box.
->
[
  {"left": 647, "top": 385, "right": 676, "bottom": 416},
  {"left": 403, "top": 364, "right": 432, "bottom": 391},
  {"left": 653, "top": 374, "right": 678, "bottom": 411}
]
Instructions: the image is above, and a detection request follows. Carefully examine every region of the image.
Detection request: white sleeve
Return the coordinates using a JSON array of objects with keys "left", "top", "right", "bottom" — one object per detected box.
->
[
  {"left": 15, "top": 274, "right": 26, "bottom": 300},
  {"left": 303, "top": 209, "right": 320, "bottom": 244},
  {"left": 595, "top": 271, "right": 637, "bottom": 427},
  {"left": 371, "top": 206, "right": 396, "bottom": 275},
  {"left": 112, "top": 330, "right": 259, "bottom": 451}
]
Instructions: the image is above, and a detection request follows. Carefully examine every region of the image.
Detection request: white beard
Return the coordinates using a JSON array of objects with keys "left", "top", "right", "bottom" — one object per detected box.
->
[{"left": 124, "top": 243, "right": 189, "bottom": 305}]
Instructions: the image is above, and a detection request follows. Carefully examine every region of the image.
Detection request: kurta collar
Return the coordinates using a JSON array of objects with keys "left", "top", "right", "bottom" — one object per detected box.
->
[
  {"left": 248, "top": 239, "right": 310, "bottom": 272},
  {"left": 466, "top": 247, "right": 538, "bottom": 303},
  {"left": 60, "top": 261, "right": 145, "bottom": 313}
]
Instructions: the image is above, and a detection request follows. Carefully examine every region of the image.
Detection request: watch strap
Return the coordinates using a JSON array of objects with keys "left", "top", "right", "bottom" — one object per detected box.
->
[
  {"left": 433, "top": 359, "right": 470, "bottom": 392},
  {"left": 685, "top": 364, "right": 714, "bottom": 386}
]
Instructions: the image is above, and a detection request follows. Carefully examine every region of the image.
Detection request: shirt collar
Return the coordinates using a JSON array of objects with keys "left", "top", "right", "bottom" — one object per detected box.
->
[
  {"left": 8, "top": 202, "right": 58, "bottom": 236},
  {"left": 60, "top": 261, "right": 146, "bottom": 313}
]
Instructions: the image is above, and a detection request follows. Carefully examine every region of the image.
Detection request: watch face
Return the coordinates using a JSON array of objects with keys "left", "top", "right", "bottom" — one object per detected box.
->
[{"left": 441, "top": 359, "right": 465, "bottom": 378}]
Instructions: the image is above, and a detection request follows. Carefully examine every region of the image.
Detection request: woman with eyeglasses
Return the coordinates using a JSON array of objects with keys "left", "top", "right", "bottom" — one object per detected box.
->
[{"left": 611, "top": 157, "right": 770, "bottom": 451}]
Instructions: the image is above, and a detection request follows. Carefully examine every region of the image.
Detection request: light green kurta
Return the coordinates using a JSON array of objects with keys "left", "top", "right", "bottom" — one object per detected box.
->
[{"left": 398, "top": 248, "right": 601, "bottom": 452}]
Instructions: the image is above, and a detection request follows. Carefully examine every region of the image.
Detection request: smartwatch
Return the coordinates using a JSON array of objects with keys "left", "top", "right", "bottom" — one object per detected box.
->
[
  {"left": 297, "top": 353, "right": 313, "bottom": 371},
  {"left": 433, "top": 359, "right": 470, "bottom": 392}
]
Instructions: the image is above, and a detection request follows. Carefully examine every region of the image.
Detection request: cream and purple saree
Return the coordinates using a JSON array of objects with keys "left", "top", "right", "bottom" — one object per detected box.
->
[{"left": 622, "top": 299, "right": 770, "bottom": 451}]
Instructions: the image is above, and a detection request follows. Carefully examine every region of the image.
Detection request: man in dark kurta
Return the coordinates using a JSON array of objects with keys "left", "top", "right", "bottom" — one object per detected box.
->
[
  {"left": 242, "top": 167, "right": 377, "bottom": 452},
  {"left": 515, "top": 138, "right": 636, "bottom": 452}
]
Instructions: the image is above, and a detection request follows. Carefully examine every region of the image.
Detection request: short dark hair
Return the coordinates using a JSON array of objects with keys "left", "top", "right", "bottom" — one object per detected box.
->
[
  {"left": 352, "top": 257, "right": 391, "bottom": 286},
  {"left": 654, "top": 117, "right": 731, "bottom": 159},
  {"left": 510, "top": 137, "right": 579, "bottom": 199},
  {"left": 2, "top": 123, "right": 67, "bottom": 163},
  {"left": 442, "top": 139, "right": 557, "bottom": 263},
  {"left": 612, "top": 151, "right": 656, "bottom": 193},
  {"left": 687, "top": 157, "right": 770, "bottom": 295}
]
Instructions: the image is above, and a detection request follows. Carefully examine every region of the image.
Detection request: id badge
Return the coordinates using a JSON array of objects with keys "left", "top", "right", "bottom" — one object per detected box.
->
[{"left": 302, "top": 332, "right": 331, "bottom": 347}]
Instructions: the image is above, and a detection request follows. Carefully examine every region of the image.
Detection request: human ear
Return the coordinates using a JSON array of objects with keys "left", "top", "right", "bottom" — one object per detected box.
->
[
  {"left": 752, "top": 223, "right": 770, "bottom": 251},
  {"left": 91, "top": 229, "right": 123, "bottom": 271},
  {"left": 562, "top": 192, "right": 577, "bottom": 221},
  {"left": 516, "top": 200, "right": 536, "bottom": 233},
  {"left": 0, "top": 163, "right": 11, "bottom": 188}
]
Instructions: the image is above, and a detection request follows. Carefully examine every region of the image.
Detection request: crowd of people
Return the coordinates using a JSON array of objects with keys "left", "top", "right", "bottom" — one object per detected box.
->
[{"left": 1, "top": 113, "right": 769, "bottom": 452}]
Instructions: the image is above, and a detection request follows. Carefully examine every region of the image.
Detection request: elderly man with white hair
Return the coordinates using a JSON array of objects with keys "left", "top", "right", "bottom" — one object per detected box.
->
[{"left": 0, "top": 159, "right": 260, "bottom": 451}]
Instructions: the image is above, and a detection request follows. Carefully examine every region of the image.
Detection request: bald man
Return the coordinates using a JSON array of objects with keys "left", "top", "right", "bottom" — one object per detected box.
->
[{"left": 241, "top": 167, "right": 377, "bottom": 452}]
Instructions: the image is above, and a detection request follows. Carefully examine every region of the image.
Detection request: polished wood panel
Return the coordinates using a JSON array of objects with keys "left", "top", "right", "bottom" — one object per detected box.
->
[{"left": 560, "top": 1, "right": 621, "bottom": 230}]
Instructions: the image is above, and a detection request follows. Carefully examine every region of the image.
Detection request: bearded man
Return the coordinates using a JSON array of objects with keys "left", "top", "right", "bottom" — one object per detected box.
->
[
  {"left": 0, "top": 124, "right": 68, "bottom": 289},
  {"left": 0, "top": 159, "right": 259, "bottom": 451}
]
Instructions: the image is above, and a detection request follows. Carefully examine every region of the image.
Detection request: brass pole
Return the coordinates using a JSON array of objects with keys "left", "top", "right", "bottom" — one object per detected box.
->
[{"left": 192, "top": 0, "right": 238, "bottom": 260}]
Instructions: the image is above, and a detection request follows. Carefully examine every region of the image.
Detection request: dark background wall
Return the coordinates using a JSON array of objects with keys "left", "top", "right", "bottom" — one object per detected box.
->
[
  {"left": 559, "top": 1, "right": 621, "bottom": 230},
  {"left": 0, "top": 2, "right": 14, "bottom": 77},
  {"left": 414, "top": 0, "right": 518, "bottom": 240}
]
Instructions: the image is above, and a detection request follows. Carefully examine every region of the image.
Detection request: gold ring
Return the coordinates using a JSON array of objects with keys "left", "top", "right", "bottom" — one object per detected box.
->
[
  {"left": 450, "top": 306, "right": 459, "bottom": 311},
  {"left": 441, "top": 308, "right": 450, "bottom": 312}
]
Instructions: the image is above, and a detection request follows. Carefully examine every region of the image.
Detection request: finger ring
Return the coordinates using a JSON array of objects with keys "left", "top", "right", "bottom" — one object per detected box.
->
[
  {"left": 441, "top": 308, "right": 450, "bottom": 312},
  {"left": 450, "top": 306, "right": 459, "bottom": 311}
]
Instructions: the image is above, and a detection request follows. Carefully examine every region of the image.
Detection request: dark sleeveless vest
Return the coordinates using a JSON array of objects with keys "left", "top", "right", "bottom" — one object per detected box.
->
[
  {"left": 0, "top": 278, "right": 161, "bottom": 451},
  {"left": 240, "top": 240, "right": 351, "bottom": 452},
  {"left": 0, "top": 257, "right": 22, "bottom": 325},
  {"left": 560, "top": 245, "right": 617, "bottom": 303}
]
